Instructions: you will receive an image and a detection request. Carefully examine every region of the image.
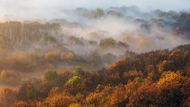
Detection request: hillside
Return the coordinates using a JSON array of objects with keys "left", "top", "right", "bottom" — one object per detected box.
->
[
  {"left": 0, "top": 44, "right": 189, "bottom": 107},
  {"left": 0, "top": 5, "right": 189, "bottom": 107}
]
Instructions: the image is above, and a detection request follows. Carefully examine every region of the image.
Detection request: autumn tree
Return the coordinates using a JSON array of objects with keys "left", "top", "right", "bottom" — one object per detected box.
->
[
  {"left": 110, "top": 85, "right": 127, "bottom": 105},
  {"left": 10, "top": 101, "right": 28, "bottom": 107},
  {"left": 156, "top": 72, "right": 185, "bottom": 107},
  {"left": 44, "top": 70, "right": 58, "bottom": 81},
  {"left": 157, "top": 60, "right": 172, "bottom": 74},
  {"left": 0, "top": 88, "right": 16, "bottom": 107},
  {"left": 43, "top": 94, "right": 76, "bottom": 107}
]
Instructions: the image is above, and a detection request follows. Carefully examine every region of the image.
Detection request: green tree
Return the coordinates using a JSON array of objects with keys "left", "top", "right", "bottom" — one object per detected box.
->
[{"left": 66, "top": 76, "right": 81, "bottom": 86}]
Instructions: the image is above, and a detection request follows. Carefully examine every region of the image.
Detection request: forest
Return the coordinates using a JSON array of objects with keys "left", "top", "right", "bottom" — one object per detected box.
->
[
  {"left": 0, "top": 44, "right": 189, "bottom": 107},
  {"left": 0, "top": 3, "right": 190, "bottom": 107}
]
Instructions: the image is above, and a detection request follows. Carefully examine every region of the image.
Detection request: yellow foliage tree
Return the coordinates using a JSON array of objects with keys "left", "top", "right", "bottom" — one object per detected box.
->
[
  {"left": 44, "top": 94, "right": 76, "bottom": 107},
  {"left": 157, "top": 71, "right": 184, "bottom": 87}
]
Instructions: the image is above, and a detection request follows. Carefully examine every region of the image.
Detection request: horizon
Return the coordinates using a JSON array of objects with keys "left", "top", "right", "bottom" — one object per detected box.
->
[{"left": 0, "top": 0, "right": 190, "bottom": 20}]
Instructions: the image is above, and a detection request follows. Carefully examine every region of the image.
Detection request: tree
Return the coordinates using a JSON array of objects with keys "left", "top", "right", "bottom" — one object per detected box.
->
[
  {"left": 17, "top": 82, "right": 35, "bottom": 100},
  {"left": 69, "top": 103, "right": 81, "bottom": 107},
  {"left": 157, "top": 60, "right": 172, "bottom": 74},
  {"left": 43, "top": 94, "right": 76, "bottom": 107},
  {"left": 169, "top": 49, "right": 184, "bottom": 68},
  {"left": 85, "top": 85, "right": 112, "bottom": 107},
  {"left": 44, "top": 51, "right": 58, "bottom": 63},
  {"left": 73, "top": 66, "right": 84, "bottom": 77},
  {"left": 157, "top": 71, "right": 184, "bottom": 87},
  {"left": 0, "top": 88, "right": 16, "bottom": 107},
  {"left": 110, "top": 85, "right": 126, "bottom": 105},
  {"left": 156, "top": 72, "right": 184, "bottom": 107},
  {"left": 0, "top": 33, "right": 6, "bottom": 49},
  {"left": 93, "top": 8, "right": 104, "bottom": 18},
  {"left": 127, "top": 83, "right": 158, "bottom": 107},
  {"left": 99, "top": 38, "right": 116, "bottom": 49},
  {"left": 60, "top": 51, "right": 75, "bottom": 61},
  {"left": 44, "top": 70, "right": 58, "bottom": 81},
  {"left": 66, "top": 76, "right": 81, "bottom": 86},
  {"left": 10, "top": 101, "right": 28, "bottom": 107},
  {"left": 0, "top": 70, "right": 21, "bottom": 85},
  {"left": 123, "top": 70, "right": 143, "bottom": 81},
  {"left": 182, "top": 97, "right": 190, "bottom": 107}
]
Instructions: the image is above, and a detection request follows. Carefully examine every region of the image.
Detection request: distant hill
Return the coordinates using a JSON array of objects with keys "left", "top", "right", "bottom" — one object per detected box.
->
[{"left": 173, "top": 44, "right": 190, "bottom": 51}]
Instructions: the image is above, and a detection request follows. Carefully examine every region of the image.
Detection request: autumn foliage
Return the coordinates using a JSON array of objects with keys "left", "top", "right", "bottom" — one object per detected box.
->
[{"left": 0, "top": 45, "right": 190, "bottom": 107}]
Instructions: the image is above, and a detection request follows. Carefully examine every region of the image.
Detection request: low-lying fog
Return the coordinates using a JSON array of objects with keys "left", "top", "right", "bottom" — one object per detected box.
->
[{"left": 0, "top": 6, "right": 189, "bottom": 87}]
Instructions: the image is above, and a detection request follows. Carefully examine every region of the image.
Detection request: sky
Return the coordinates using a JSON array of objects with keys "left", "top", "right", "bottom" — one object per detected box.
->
[{"left": 0, "top": 0, "right": 190, "bottom": 20}]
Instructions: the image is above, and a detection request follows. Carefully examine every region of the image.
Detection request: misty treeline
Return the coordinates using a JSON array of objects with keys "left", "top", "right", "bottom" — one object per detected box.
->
[
  {"left": 1, "top": 6, "right": 190, "bottom": 51},
  {"left": 0, "top": 44, "right": 189, "bottom": 107}
]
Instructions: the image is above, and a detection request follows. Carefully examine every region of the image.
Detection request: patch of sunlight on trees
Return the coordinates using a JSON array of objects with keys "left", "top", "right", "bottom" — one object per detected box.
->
[
  {"left": 157, "top": 71, "right": 184, "bottom": 87},
  {"left": 44, "top": 94, "right": 76, "bottom": 107}
]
